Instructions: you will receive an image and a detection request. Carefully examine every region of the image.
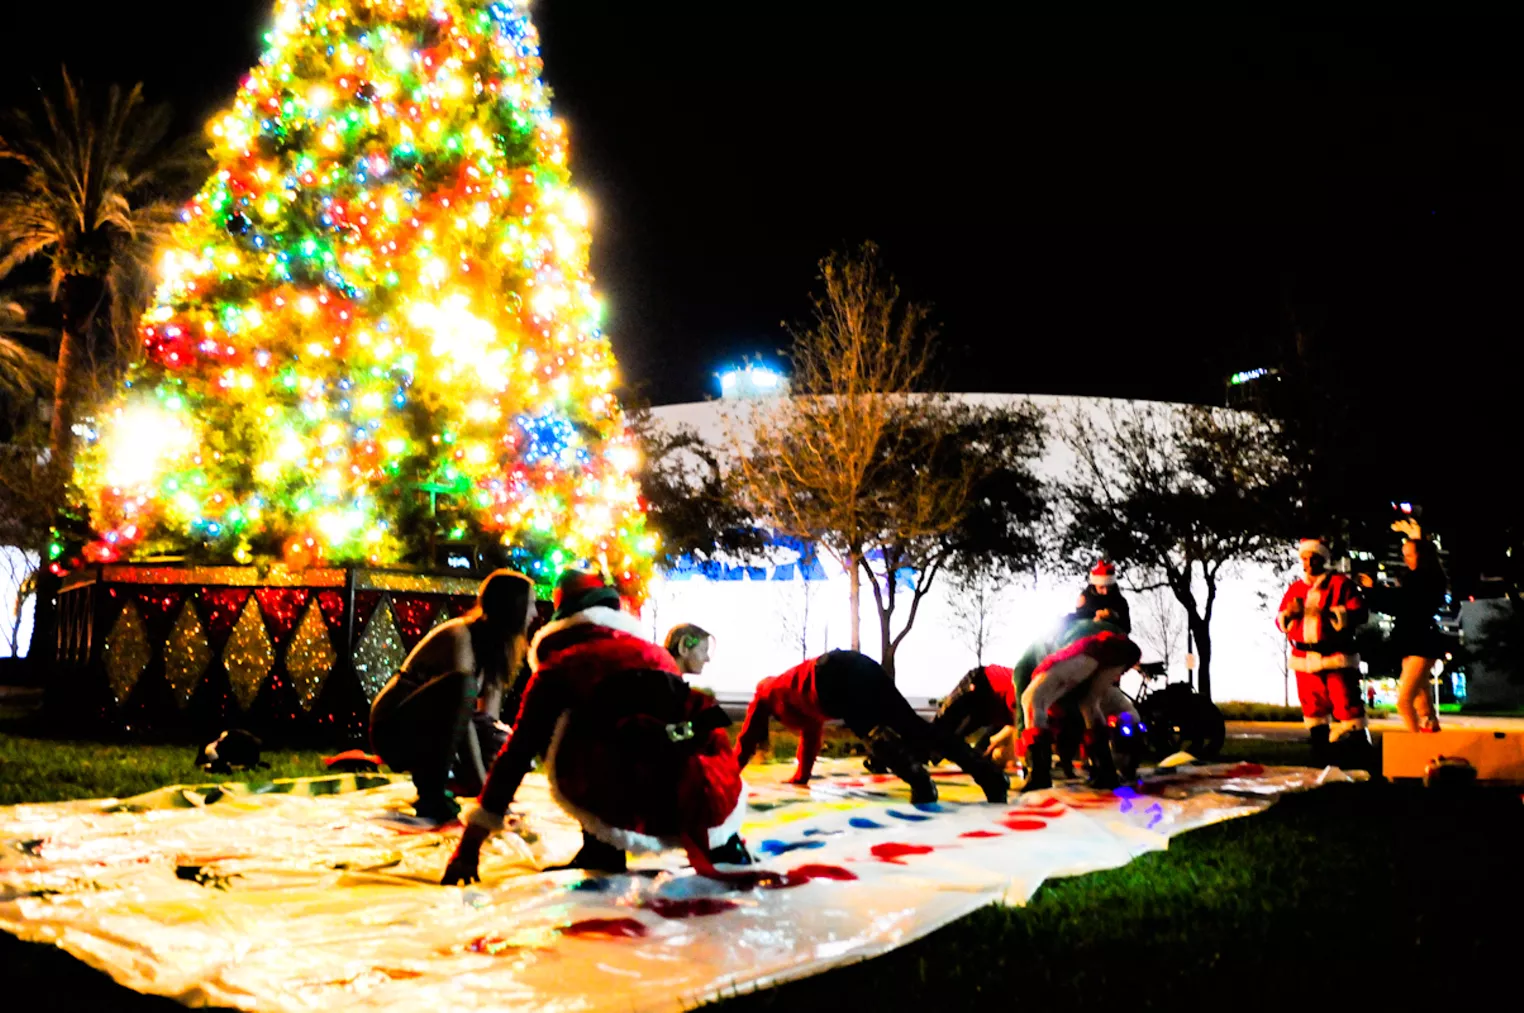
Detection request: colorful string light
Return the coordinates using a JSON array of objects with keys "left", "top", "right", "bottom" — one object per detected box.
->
[{"left": 72, "top": 0, "right": 654, "bottom": 598}]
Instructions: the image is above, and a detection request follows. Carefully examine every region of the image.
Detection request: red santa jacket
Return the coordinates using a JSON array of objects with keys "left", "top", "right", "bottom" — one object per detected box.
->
[
  {"left": 477, "top": 606, "right": 684, "bottom": 817},
  {"left": 1277, "top": 572, "right": 1366, "bottom": 673},
  {"left": 734, "top": 657, "right": 832, "bottom": 781}
]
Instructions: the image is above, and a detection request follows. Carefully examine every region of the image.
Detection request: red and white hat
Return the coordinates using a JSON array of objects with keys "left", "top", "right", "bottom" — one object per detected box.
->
[
  {"left": 551, "top": 567, "right": 621, "bottom": 620},
  {"left": 1089, "top": 560, "right": 1117, "bottom": 587},
  {"left": 1297, "top": 539, "right": 1331, "bottom": 561}
]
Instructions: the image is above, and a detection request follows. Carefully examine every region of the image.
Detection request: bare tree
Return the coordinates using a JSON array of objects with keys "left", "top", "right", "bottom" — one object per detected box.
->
[
  {"left": 1131, "top": 581, "right": 1185, "bottom": 671},
  {"left": 728, "top": 244, "right": 1046, "bottom": 678},
  {"left": 728, "top": 242, "right": 940, "bottom": 657},
  {"left": 946, "top": 563, "right": 1011, "bottom": 666},
  {"left": 773, "top": 575, "right": 819, "bottom": 663},
  {"left": 1059, "top": 402, "right": 1295, "bottom": 701}
]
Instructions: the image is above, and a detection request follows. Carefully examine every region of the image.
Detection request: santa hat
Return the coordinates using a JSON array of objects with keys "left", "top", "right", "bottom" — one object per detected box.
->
[
  {"left": 1089, "top": 560, "right": 1117, "bottom": 587},
  {"left": 1297, "top": 539, "right": 1332, "bottom": 561},
  {"left": 552, "top": 567, "right": 622, "bottom": 620}
]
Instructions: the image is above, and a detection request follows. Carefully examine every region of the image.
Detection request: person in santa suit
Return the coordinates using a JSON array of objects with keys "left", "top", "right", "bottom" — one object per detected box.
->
[
  {"left": 734, "top": 650, "right": 1009, "bottom": 804},
  {"left": 442, "top": 569, "right": 768, "bottom": 886},
  {"left": 1277, "top": 539, "right": 1373, "bottom": 768},
  {"left": 1015, "top": 630, "right": 1142, "bottom": 791},
  {"left": 1075, "top": 560, "right": 1131, "bottom": 633}
]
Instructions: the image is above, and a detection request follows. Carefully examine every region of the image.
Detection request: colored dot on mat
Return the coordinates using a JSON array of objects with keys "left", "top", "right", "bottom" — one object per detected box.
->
[
  {"left": 912, "top": 802, "right": 947, "bottom": 813},
  {"left": 886, "top": 809, "right": 933, "bottom": 822},
  {"left": 959, "top": 830, "right": 1004, "bottom": 839},
  {"left": 758, "top": 839, "right": 827, "bottom": 856},
  {"left": 645, "top": 897, "right": 740, "bottom": 919},
  {"left": 562, "top": 918, "right": 648, "bottom": 939},
  {"left": 1000, "top": 818, "right": 1049, "bottom": 831},
  {"left": 870, "top": 842, "right": 936, "bottom": 864},
  {"left": 766, "top": 864, "right": 861, "bottom": 888},
  {"left": 849, "top": 817, "right": 885, "bottom": 829}
]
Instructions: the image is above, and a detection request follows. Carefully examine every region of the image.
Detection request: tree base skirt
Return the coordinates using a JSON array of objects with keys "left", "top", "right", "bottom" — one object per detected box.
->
[{"left": 53, "top": 564, "right": 481, "bottom": 745}]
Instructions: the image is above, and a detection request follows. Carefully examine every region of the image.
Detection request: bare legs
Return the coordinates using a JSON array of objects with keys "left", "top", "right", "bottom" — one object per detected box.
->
[{"left": 1397, "top": 655, "right": 1440, "bottom": 732}]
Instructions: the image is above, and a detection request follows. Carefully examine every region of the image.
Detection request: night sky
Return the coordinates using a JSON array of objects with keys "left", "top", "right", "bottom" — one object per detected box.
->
[{"left": 4, "top": 3, "right": 1520, "bottom": 571}]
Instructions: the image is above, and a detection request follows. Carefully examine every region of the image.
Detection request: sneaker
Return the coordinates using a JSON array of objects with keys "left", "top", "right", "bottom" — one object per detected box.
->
[
  {"left": 706, "top": 834, "right": 755, "bottom": 866},
  {"left": 413, "top": 794, "right": 461, "bottom": 825}
]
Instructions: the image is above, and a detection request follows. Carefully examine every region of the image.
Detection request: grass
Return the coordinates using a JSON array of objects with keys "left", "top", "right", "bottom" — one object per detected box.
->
[
  {"left": 0, "top": 708, "right": 333, "bottom": 807},
  {"left": 3, "top": 714, "right": 1521, "bottom": 1010},
  {"left": 1214, "top": 700, "right": 1304, "bottom": 721}
]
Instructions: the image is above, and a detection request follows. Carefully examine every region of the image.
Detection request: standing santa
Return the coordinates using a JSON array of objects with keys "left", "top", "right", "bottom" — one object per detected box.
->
[{"left": 1277, "top": 539, "right": 1374, "bottom": 769}]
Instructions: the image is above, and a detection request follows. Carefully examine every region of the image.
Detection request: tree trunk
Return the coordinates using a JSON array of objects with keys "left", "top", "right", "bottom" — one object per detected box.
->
[
  {"left": 878, "top": 602, "right": 895, "bottom": 682},
  {"left": 848, "top": 553, "right": 862, "bottom": 654},
  {"left": 1190, "top": 613, "right": 1213, "bottom": 702},
  {"left": 27, "top": 274, "right": 103, "bottom": 676},
  {"left": 49, "top": 274, "right": 101, "bottom": 473}
]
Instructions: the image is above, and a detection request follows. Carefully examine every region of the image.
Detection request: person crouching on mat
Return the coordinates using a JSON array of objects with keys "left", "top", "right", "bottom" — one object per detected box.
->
[
  {"left": 935, "top": 656, "right": 1146, "bottom": 784},
  {"left": 1018, "top": 631, "right": 1142, "bottom": 792},
  {"left": 443, "top": 569, "right": 770, "bottom": 887},
  {"left": 734, "top": 649, "right": 1009, "bottom": 804},
  {"left": 370, "top": 569, "right": 537, "bottom": 824}
]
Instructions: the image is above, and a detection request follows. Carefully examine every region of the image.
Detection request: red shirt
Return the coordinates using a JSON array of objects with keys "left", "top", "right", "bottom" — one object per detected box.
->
[
  {"left": 983, "top": 665, "right": 1017, "bottom": 713},
  {"left": 735, "top": 657, "right": 831, "bottom": 783}
]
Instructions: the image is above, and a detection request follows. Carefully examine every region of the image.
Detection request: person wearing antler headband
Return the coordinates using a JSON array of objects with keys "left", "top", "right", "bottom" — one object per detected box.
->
[{"left": 1357, "top": 521, "right": 1449, "bottom": 733}]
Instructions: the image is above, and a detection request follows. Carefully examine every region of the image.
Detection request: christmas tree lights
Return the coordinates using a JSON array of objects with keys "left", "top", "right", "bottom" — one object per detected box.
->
[{"left": 72, "top": 0, "right": 655, "bottom": 595}]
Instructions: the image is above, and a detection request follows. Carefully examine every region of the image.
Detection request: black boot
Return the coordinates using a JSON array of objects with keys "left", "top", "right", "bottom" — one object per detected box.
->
[
  {"left": 1083, "top": 728, "right": 1120, "bottom": 790},
  {"left": 1334, "top": 728, "right": 1374, "bottom": 773},
  {"left": 934, "top": 728, "right": 1009, "bottom": 803},
  {"left": 1308, "top": 724, "right": 1332, "bottom": 767},
  {"left": 1021, "top": 729, "right": 1053, "bottom": 793},
  {"left": 867, "top": 726, "right": 937, "bottom": 804},
  {"left": 546, "top": 832, "right": 627, "bottom": 873},
  {"left": 705, "top": 834, "right": 755, "bottom": 866}
]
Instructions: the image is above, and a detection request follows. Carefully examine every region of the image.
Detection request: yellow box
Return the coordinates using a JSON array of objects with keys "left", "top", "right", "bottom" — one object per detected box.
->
[{"left": 1382, "top": 730, "right": 1524, "bottom": 781}]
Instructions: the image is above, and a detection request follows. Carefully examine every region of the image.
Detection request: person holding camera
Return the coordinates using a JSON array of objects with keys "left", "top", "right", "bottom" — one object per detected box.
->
[{"left": 1356, "top": 522, "right": 1448, "bottom": 733}]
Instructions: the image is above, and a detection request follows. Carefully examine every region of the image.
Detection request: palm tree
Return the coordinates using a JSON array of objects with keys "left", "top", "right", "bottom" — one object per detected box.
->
[
  {"left": 0, "top": 70, "right": 203, "bottom": 670},
  {"left": 0, "top": 69, "right": 202, "bottom": 472}
]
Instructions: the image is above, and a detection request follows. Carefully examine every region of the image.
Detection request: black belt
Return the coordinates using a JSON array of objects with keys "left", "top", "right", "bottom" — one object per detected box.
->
[{"left": 663, "top": 705, "right": 731, "bottom": 744}]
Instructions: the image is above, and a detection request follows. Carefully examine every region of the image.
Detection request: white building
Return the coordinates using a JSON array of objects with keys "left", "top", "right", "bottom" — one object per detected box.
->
[{"left": 638, "top": 394, "right": 1297, "bottom": 706}]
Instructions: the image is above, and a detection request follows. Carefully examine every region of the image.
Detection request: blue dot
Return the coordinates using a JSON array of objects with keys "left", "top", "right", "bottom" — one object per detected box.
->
[
  {"left": 849, "top": 817, "right": 885, "bottom": 830},
  {"left": 886, "top": 809, "right": 933, "bottom": 822},
  {"left": 758, "top": 839, "right": 826, "bottom": 856}
]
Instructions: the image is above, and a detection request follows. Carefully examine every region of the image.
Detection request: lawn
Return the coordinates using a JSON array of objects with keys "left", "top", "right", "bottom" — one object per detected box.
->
[{"left": 2, "top": 711, "right": 1520, "bottom": 1011}]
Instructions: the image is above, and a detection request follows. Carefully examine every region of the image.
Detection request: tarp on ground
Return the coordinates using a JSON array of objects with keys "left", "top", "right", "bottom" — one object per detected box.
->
[{"left": 0, "top": 759, "right": 1352, "bottom": 1012}]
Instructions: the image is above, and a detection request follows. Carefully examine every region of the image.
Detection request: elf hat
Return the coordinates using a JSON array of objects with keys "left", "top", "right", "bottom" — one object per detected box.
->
[
  {"left": 552, "top": 567, "right": 621, "bottom": 621},
  {"left": 1089, "top": 560, "right": 1117, "bottom": 587},
  {"left": 1297, "top": 539, "right": 1332, "bottom": 562}
]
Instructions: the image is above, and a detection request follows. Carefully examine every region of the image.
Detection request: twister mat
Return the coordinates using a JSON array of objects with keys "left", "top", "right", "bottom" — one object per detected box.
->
[{"left": 0, "top": 759, "right": 1355, "bottom": 1011}]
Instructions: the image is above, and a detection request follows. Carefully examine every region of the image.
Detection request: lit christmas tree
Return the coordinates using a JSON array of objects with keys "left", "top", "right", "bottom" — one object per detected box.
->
[{"left": 71, "top": 0, "right": 655, "bottom": 595}]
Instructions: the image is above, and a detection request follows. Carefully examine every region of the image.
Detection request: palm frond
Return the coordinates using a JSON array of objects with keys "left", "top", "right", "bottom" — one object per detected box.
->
[{"left": 0, "top": 335, "right": 52, "bottom": 398}]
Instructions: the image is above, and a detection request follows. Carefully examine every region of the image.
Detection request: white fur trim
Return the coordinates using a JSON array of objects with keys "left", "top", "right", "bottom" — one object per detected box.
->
[
  {"left": 1290, "top": 652, "right": 1359, "bottom": 673},
  {"left": 1298, "top": 539, "right": 1331, "bottom": 561},
  {"left": 1089, "top": 574, "right": 1116, "bottom": 587},
  {"left": 1303, "top": 715, "right": 1331, "bottom": 728},
  {"left": 542, "top": 713, "right": 747, "bottom": 856},
  {"left": 466, "top": 805, "right": 505, "bottom": 832},
  {"left": 529, "top": 605, "right": 649, "bottom": 671}
]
